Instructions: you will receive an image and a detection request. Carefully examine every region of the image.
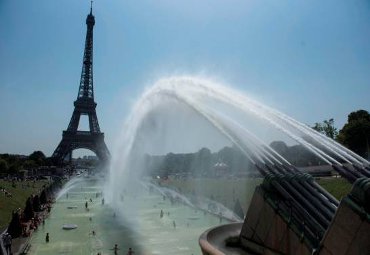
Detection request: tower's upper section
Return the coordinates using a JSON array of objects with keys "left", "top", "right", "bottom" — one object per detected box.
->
[
  {"left": 77, "top": 4, "right": 95, "bottom": 100},
  {"left": 86, "top": 4, "right": 95, "bottom": 26}
]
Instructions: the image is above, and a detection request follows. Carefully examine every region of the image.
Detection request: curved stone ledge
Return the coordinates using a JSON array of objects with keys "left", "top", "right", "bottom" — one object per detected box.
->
[{"left": 199, "top": 223, "right": 252, "bottom": 255}]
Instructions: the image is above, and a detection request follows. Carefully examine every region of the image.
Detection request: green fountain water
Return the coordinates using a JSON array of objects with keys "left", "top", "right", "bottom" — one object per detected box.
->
[{"left": 28, "top": 177, "right": 224, "bottom": 255}]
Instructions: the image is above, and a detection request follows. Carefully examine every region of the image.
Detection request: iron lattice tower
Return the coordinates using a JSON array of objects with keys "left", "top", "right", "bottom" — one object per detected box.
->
[{"left": 52, "top": 5, "right": 110, "bottom": 163}]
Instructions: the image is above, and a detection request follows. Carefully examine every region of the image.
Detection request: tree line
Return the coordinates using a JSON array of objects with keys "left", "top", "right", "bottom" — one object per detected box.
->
[
  {"left": 1, "top": 109, "right": 368, "bottom": 176},
  {"left": 0, "top": 151, "right": 51, "bottom": 175},
  {"left": 144, "top": 146, "right": 255, "bottom": 177},
  {"left": 145, "top": 109, "right": 370, "bottom": 177},
  {"left": 312, "top": 109, "right": 370, "bottom": 159}
]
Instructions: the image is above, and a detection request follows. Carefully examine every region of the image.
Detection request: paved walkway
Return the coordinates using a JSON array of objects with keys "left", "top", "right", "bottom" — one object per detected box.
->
[
  {"left": 10, "top": 236, "right": 31, "bottom": 255},
  {"left": 2, "top": 206, "right": 51, "bottom": 255}
]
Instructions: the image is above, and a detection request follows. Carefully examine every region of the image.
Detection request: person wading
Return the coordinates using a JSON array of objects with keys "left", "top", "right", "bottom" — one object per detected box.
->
[
  {"left": 127, "top": 247, "right": 135, "bottom": 255},
  {"left": 111, "top": 244, "right": 120, "bottom": 254}
]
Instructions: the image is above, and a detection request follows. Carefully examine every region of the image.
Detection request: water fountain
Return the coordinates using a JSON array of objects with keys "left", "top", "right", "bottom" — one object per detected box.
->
[
  {"left": 28, "top": 76, "right": 369, "bottom": 254},
  {"left": 107, "top": 76, "right": 370, "bottom": 255},
  {"left": 109, "top": 76, "right": 369, "bottom": 190},
  {"left": 28, "top": 176, "right": 224, "bottom": 254}
]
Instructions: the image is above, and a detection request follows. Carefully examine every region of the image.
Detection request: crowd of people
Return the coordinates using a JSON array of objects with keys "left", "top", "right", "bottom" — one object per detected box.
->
[{"left": 0, "top": 178, "right": 61, "bottom": 255}]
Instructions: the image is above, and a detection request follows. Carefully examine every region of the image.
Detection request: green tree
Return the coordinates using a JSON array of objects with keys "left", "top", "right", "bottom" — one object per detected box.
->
[
  {"left": 312, "top": 118, "right": 338, "bottom": 139},
  {"left": 24, "top": 197, "right": 35, "bottom": 221},
  {"left": 8, "top": 211, "right": 22, "bottom": 238},
  {"left": 33, "top": 195, "right": 41, "bottom": 212},
  {"left": 8, "top": 163, "right": 22, "bottom": 174},
  {"left": 29, "top": 151, "right": 46, "bottom": 166},
  {"left": 337, "top": 110, "right": 370, "bottom": 159},
  {"left": 23, "top": 160, "right": 37, "bottom": 169},
  {"left": 40, "top": 190, "right": 48, "bottom": 204},
  {"left": 0, "top": 158, "right": 9, "bottom": 173}
]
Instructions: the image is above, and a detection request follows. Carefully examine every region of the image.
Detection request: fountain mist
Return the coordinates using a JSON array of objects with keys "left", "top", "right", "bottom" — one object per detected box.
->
[{"left": 106, "top": 76, "right": 370, "bottom": 218}]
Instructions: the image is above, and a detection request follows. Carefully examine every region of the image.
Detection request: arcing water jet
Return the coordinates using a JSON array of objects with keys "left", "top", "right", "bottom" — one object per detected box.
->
[{"left": 107, "top": 76, "right": 370, "bottom": 219}]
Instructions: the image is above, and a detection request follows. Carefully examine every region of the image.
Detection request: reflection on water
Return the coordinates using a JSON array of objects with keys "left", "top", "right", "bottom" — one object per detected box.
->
[{"left": 29, "top": 177, "right": 224, "bottom": 255}]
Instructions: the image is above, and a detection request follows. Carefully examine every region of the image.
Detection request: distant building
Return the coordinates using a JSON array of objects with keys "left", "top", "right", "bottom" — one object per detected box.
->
[
  {"left": 213, "top": 162, "right": 229, "bottom": 177},
  {"left": 83, "top": 155, "right": 98, "bottom": 160}
]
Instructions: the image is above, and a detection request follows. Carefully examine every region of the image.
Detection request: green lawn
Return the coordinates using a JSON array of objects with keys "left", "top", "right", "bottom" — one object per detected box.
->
[
  {"left": 0, "top": 180, "right": 49, "bottom": 229},
  {"left": 316, "top": 177, "right": 352, "bottom": 200},
  {"left": 161, "top": 177, "right": 352, "bottom": 214}
]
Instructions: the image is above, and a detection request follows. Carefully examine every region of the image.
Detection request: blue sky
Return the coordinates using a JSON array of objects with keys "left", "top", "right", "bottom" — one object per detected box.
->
[{"left": 0, "top": 0, "right": 370, "bottom": 156}]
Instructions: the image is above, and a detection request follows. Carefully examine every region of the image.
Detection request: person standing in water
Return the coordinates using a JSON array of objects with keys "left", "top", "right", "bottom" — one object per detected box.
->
[
  {"left": 127, "top": 247, "right": 135, "bottom": 255},
  {"left": 45, "top": 233, "right": 49, "bottom": 243},
  {"left": 173, "top": 220, "right": 176, "bottom": 229},
  {"left": 85, "top": 201, "right": 88, "bottom": 209},
  {"left": 111, "top": 244, "right": 119, "bottom": 254}
]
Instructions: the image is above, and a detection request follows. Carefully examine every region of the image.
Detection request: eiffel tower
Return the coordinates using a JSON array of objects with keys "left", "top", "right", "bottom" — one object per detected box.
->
[{"left": 52, "top": 4, "right": 110, "bottom": 164}]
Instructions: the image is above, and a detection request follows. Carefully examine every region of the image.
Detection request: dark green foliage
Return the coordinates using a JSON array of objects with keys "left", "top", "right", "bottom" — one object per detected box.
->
[
  {"left": 29, "top": 151, "right": 46, "bottom": 165},
  {"left": 146, "top": 146, "right": 255, "bottom": 177},
  {"left": 23, "top": 160, "right": 37, "bottom": 169},
  {"left": 0, "top": 150, "right": 48, "bottom": 174},
  {"left": 337, "top": 110, "right": 370, "bottom": 159},
  {"left": 217, "top": 146, "right": 251, "bottom": 173},
  {"left": 312, "top": 118, "right": 338, "bottom": 139},
  {"left": 33, "top": 195, "right": 41, "bottom": 212},
  {"left": 40, "top": 190, "right": 47, "bottom": 204},
  {"left": 270, "top": 141, "right": 326, "bottom": 166},
  {"left": 23, "top": 197, "right": 34, "bottom": 221},
  {"left": 0, "top": 158, "right": 9, "bottom": 173},
  {"left": 0, "top": 154, "right": 23, "bottom": 174},
  {"left": 7, "top": 211, "right": 22, "bottom": 238}
]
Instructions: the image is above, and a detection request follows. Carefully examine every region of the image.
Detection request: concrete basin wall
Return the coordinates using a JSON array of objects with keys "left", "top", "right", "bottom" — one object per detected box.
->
[
  {"left": 240, "top": 187, "right": 312, "bottom": 255},
  {"left": 199, "top": 223, "right": 249, "bottom": 255}
]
